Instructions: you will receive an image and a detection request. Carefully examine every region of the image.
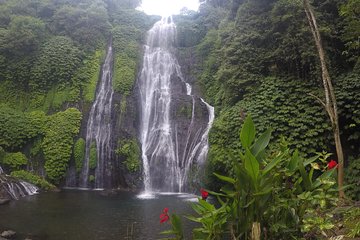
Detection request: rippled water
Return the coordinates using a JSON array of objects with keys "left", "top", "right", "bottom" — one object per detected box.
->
[{"left": 0, "top": 190, "right": 199, "bottom": 240}]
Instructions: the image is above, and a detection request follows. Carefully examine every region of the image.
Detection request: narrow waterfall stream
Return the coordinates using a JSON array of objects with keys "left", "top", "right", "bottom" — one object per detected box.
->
[
  {"left": 0, "top": 167, "right": 38, "bottom": 200},
  {"left": 80, "top": 44, "right": 114, "bottom": 189},
  {"left": 139, "top": 16, "right": 214, "bottom": 193}
]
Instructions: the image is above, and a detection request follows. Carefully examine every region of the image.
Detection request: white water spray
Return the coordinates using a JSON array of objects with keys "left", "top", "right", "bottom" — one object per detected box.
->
[
  {"left": 80, "top": 44, "right": 114, "bottom": 188},
  {"left": 139, "top": 17, "right": 214, "bottom": 193}
]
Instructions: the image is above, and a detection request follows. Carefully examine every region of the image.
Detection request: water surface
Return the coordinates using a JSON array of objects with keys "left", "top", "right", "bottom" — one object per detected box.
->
[{"left": 0, "top": 190, "right": 198, "bottom": 240}]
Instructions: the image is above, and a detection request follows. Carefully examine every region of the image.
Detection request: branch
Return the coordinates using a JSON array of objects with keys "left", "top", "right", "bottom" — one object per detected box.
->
[{"left": 308, "top": 93, "right": 326, "bottom": 109}]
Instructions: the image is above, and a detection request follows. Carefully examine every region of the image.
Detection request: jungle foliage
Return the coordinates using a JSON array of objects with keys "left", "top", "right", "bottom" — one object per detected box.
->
[
  {"left": 0, "top": 0, "right": 151, "bottom": 184},
  {"left": 174, "top": 0, "right": 360, "bottom": 200}
]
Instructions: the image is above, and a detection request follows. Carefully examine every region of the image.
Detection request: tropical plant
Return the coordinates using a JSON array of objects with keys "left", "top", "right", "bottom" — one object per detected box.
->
[{"left": 161, "top": 115, "right": 338, "bottom": 239}]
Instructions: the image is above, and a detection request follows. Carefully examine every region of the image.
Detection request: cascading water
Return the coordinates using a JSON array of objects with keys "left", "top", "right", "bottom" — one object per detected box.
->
[
  {"left": 139, "top": 16, "right": 214, "bottom": 193},
  {"left": 0, "top": 174, "right": 38, "bottom": 200},
  {"left": 80, "top": 44, "right": 114, "bottom": 189},
  {"left": 0, "top": 165, "right": 3, "bottom": 174}
]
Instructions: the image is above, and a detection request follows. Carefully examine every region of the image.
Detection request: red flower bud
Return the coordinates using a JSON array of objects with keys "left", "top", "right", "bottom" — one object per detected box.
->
[
  {"left": 327, "top": 160, "right": 338, "bottom": 170},
  {"left": 160, "top": 208, "right": 170, "bottom": 223},
  {"left": 200, "top": 188, "right": 209, "bottom": 200}
]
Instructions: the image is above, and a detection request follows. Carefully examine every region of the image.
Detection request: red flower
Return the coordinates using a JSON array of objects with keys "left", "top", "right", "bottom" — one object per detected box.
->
[
  {"left": 328, "top": 160, "right": 338, "bottom": 170},
  {"left": 201, "top": 188, "right": 209, "bottom": 200},
  {"left": 160, "top": 208, "right": 169, "bottom": 223}
]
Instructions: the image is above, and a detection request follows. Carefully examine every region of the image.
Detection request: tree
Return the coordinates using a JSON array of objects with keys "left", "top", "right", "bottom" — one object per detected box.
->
[
  {"left": 303, "top": 0, "right": 345, "bottom": 198},
  {"left": 0, "top": 15, "right": 45, "bottom": 56},
  {"left": 339, "top": 0, "right": 360, "bottom": 66}
]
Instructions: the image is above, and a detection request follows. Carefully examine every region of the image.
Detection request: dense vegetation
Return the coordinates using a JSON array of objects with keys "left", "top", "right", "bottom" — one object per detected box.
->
[
  {"left": 174, "top": 0, "right": 359, "bottom": 200},
  {"left": 0, "top": 0, "right": 359, "bottom": 238},
  {"left": 0, "top": 0, "right": 155, "bottom": 186}
]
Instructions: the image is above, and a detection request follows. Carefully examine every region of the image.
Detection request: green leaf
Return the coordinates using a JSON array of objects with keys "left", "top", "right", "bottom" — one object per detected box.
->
[
  {"left": 298, "top": 157, "right": 311, "bottom": 191},
  {"left": 171, "top": 214, "right": 183, "bottom": 235},
  {"left": 304, "top": 155, "right": 319, "bottom": 166},
  {"left": 214, "top": 173, "right": 236, "bottom": 184},
  {"left": 287, "top": 150, "right": 299, "bottom": 172},
  {"left": 244, "top": 148, "right": 259, "bottom": 182},
  {"left": 251, "top": 128, "right": 272, "bottom": 157},
  {"left": 240, "top": 115, "right": 255, "bottom": 148},
  {"left": 262, "top": 153, "right": 283, "bottom": 176}
]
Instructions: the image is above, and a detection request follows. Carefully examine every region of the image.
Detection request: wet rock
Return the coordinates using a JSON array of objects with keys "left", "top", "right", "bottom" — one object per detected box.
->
[
  {"left": 0, "top": 198, "right": 10, "bottom": 205},
  {"left": 1, "top": 230, "right": 16, "bottom": 238}
]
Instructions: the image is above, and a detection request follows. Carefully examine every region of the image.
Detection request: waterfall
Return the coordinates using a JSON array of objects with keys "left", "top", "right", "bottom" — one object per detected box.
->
[
  {"left": 80, "top": 44, "right": 114, "bottom": 189},
  {"left": 0, "top": 175, "right": 38, "bottom": 200},
  {"left": 139, "top": 16, "right": 214, "bottom": 193}
]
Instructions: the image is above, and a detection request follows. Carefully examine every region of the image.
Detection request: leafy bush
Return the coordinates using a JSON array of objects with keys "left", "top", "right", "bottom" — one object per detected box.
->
[
  {"left": 344, "top": 207, "right": 360, "bottom": 238},
  {"left": 31, "top": 36, "right": 81, "bottom": 92},
  {"left": 42, "top": 108, "right": 82, "bottom": 183},
  {"left": 89, "top": 175, "right": 95, "bottom": 183},
  {"left": 77, "top": 50, "right": 105, "bottom": 103},
  {"left": 2, "top": 152, "right": 27, "bottom": 171},
  {"left": 10, "top": 170, "right": 55, "bottom": 191},
  {"left": 74, "top": 138, "right": 85, "bottom": 173},
  {"left": 112, "top": 26, "right": 141, "bottom": 96},
  {"left": 162, "top": 115, "right": 338, "bottom": 239},
  {"left": 115, "top": 139, "right": 141, "bottom": 173},
  {"left": 0, "top": 105, "right": 46, "bottom": 149},
  {"left": 89, "top": 142, "right": 97, "bottom": 170},
  {"left": 345, "top": 157, "right": 360, "bottom": 200}
]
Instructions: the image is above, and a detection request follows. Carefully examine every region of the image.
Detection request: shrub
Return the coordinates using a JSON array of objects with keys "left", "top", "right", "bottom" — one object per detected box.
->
[
  {"left": 42, "top": 108, "right": 82, "bottom": 183},
  {"left": 89, "top": 142, "right": 97, "bottom": 170},
  {"left": 345, "top": 157, "right": 360, "bottom": 200},
  {"left": 2, "top": 152, "right": 27, "bottom": 170},
  {"left": 115, "top": 139, "right": 141, "bottom": 172},
  {"left": 74, "top": 138, "right": 86, "bottom": 173}
]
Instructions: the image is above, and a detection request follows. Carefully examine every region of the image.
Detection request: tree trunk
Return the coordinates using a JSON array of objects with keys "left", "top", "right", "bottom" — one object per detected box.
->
[
  {"left": 251, "top": 222, "right": 261, "bottom": 240},
  {"left": 303, "top": 0, "right": 345, "bottom": 198}
]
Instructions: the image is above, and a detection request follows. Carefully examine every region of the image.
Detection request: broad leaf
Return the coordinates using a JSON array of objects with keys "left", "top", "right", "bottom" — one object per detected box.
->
[
  {"left": 304, "top": 155, "right": 319, "bottom": 166},
  {"left": 262, "top": 153, "right": 283, "bottom": 175},
  {"left": 214, "top": 173, "right": 236, "bottom": 184},
  {"left": 298, "top": 157, "right": 311, "bottom": 190},
  {"left": 251, "top": 128, "right": 271, "bottom": 157},
  {"left": 244, "top": 149, "right": 259, "bottom": 182},
  {"left": 287, "top": 150, "right": 299, "bottom": 172},
  {"left": 240, "top": 115, "right": 255, "bottom": 148}
]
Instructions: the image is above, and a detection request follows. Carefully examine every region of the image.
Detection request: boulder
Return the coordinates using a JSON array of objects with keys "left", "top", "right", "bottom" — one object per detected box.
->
[
  {"left": 1, "top": 230, "right": 16, "bottom": 238},
  {"left": 0, "top": 198, "right": 10, "bottom": 205}
]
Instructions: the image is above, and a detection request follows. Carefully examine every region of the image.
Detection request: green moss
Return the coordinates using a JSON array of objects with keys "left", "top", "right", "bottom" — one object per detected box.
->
[
  {"left": 177, "top": 104, "right": 192, "bottom": 119},
  {"left": 115, "top": 139, "right": 140, "bottom": 172},
  {"left": 89, "top": 175, "right": 95, "bottom": 182},
  {"left": 0, "top": 147, "right": 5, "bottom": 162},
  {"left": 112, "top": 25, "right": 141, "bottom": 96},
  {"left": 120, "top": 97, "right": 127, "bottom": 113},
  {"left": 74, "top": 138, "right": 85, "bottom": 173},
  {"left": 42, "top": 85, "right": 80, "bottom": 112},
  {"left": 113, "top": 55, "right": 136, "bottom": 95},
  {"left": 2, "top": 152, "right": 27, "bottom": 171},
  {"left": 10, "top": 170, "right": 55, "bottom": 190},
  {"left": 81, "top": 50, "right": 105, "bottom": 103},
  {"left": 30, "top": 138, "right": 43, "bottom": 157},
  {"left": 89, "top": 142, "right": 97, "bottom": 170}
]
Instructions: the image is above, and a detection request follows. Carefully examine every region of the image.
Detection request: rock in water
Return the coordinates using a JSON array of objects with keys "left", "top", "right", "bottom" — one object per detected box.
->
[
  {"left": 0, "top": 198, "right": 10, "bottom": 205},
  {"left": 1, "top": 230, "right": 16, "bottom": 238}
]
